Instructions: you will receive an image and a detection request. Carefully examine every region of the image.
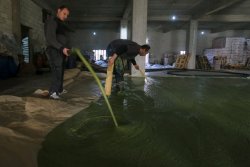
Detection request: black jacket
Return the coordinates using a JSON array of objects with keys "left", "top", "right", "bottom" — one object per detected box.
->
[
  {"left": 107, "top": 39, "right": 141, "bottom": 65},
  {"left": 44, "top": 16, "right": 69, "bottom": 51}
]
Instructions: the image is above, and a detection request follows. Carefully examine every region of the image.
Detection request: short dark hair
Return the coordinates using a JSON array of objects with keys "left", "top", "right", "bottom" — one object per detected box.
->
[
  {"left": 141, "top": 44, "right": 150, "bottom": 51},
  {"left": 58, "top": 5, "right": 69, "bottom": 10}
]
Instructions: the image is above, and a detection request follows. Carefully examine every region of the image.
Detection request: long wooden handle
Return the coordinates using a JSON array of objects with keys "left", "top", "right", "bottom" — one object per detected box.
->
[
  {"left": 139, "top": 68, "right": 145, "bottom": 77},
  {"left": 105, "top": 64, "right": 114, "bottom": 96}
]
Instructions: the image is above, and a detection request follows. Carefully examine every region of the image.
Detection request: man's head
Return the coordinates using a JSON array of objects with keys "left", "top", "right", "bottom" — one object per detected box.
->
[
  {"left": 139, "top": 44, "right": 151, "bottom": 56},
  {"left": 57, "top": 5, "right": 69, "bottom": 21}
]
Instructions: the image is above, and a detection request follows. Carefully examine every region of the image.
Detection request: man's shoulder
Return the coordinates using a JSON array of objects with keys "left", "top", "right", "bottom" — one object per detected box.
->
[
  {"left": 111, "top": 39, "right": 137, "bottom": 45},
  {"left": 45, "top": 16, "right": 57, "bottom": 24},
  {"left": 111, "top": 39, "right": 126, "bottom": 43}
]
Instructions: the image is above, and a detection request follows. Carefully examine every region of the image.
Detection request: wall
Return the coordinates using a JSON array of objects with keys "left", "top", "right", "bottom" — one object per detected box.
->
[
  {"left": 69, "top": 29, "right": 119, "bottom": 51},
  {"left": 147, "top": 29, "right": 250, "bottom": 63},
  {"left": 69, "top": 28, "right": 250, "bottom": 64},
  {"left": 0, "top": 0, "right": 12, "bottom": 34},
  {"left": 209, "top": 30, "right": 250, "bottom": 41},
  {"left": 2, "top": 0, "right": 250, "bottom": 66},
  {"left": 147, "top": 30, "right": 186, "bottom": 63},
  {"left": 196, "top": 30, "right": 213, "bottom": 55},
  {"left": 70, "top": 29, "right": 250, "bottom": 62},
  {"left": 0, "top": 0, "right": 20, "bottom": 63},
  {"left": 197, "top": 30, "right": 250, "bottom": 55},
  {"left": 20, "top": 0, "right": 46, "bottom": 52},
  {"left": 69, "top": 29, "right": 187, "bottom": 64}
]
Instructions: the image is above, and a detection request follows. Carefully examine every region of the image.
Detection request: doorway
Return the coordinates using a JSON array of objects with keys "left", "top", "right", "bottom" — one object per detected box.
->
[{"left": 21, "top": 25, "right": 30, "bottom": 63}]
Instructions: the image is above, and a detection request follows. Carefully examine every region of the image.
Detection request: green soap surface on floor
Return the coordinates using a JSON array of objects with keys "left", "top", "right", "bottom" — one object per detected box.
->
[{"left": 38, "top": 77, "right": 250, "bottom": 167}]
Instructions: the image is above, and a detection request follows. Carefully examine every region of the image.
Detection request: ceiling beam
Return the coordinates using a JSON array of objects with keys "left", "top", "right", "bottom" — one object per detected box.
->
[
  {"left": 210, "top": 22, "right": 250, "bottom": 33},
  {"left": 152, "top": 22, "right": 189, "bottom": 33},
  {"left": 69, "top": 14, "right": 250, "bottom": 23},
  {"left": 191, "top": 0, "right": 245, "bottom": 19},
  {"left": 122, "top": 0, "right": 132, "bottom": 19},
  {"left": 205, "top": 0, "right": 245, "bottom": 15},
  {"left": 148, "top": 14, "right": 250, "bottom": 22},
  {"left": 199, "top": 15, "right": 250, "bottom": 22},
  {"left": 30, "top": 0, "right": 52, "bottom": 10},
  {"left": 69, "top": 16, "right": 121, "bottom": 22},
  {"left": 148, "top": 15, "right": 191, "bottom": 21},
  {"left": 69, "top": 22, "right": 120, "bottom": 32}
]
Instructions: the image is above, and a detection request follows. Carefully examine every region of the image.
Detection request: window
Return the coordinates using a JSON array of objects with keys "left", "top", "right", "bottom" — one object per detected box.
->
[
  {"left": 120, "top": 27, "right": 127, "bottom": 39},
  {"left": 22, "top": 37, "right": 30, "bottom": 63},
  {"left": 93, "top": 50, "right": 107, "bottom": 61},
  {"left": 21, "top": 25, "right": 30, "bottom": 63},
  {"left": 145, "top": 53, "right": 149, "bottom": 64},
  {"left": 180, "top": 51, "right": 186, "bottom": 55}
]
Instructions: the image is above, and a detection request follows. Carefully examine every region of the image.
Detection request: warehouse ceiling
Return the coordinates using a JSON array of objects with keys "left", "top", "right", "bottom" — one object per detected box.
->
[{"left": 32, "top": 0, "right": 250, "bottom": 33}]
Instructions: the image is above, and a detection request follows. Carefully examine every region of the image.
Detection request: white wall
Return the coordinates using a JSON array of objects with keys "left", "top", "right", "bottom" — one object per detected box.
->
[
  {"left": 147, "top": 30, "right": 186, "bottom": 63},
  {"left": 147, "top": 29, "right": 250, "bottom": 63},
  {"left": 209, "top": 30, "right": 250, "bottom": 40},
  {"left": 67, "top": 26, "right": 250, "bottom": 64},
  {"left": 69, "top": 29, "right": 119, "bottom": 50},
  {"left": 197, "top": 30, "right": 250, "bottom": 55},
  {"left": 197, "top": 30, "right": 213, "bottom": 55},
  {"left": 70, "top": 29, "right": 187, "bottom": 63}
]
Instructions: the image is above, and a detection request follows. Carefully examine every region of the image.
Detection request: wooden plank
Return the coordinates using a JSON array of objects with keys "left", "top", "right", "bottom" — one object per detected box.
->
[{"left": 105, "top": 63, "right": 114, "bottom": 96}]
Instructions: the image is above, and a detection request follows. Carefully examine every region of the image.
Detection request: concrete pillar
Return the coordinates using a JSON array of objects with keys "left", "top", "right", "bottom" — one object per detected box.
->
[
  {"left": 186, "top": 20, "right": 198, "bottom": 69},
  {"left": 131, "top": 0, "right": 148, "bottom": 77},
  {"left": 11, "top": 0, "right": 21, "bottom": 45},
  {"left": 120, "top": 19, "right": 128, "bottom": 39}
]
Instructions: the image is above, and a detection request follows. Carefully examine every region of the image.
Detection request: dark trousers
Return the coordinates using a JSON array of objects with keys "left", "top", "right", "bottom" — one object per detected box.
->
[
  {"left": 114, "top": 57, "right": 124, "bottom": 83},
  {"left": 46, "top": 47, "right": 65, "bottom": 95},
  {"left": 114, "top": 57, "right": 125, "bottom": 91},
  {"left": 106, "top": 46, "right": 125, "bottom": 90}
]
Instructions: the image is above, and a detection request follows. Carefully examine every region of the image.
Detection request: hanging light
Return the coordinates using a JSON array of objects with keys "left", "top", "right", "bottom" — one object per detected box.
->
[{"left": 171, "top": 15, "right": 176, "bottom": 21}]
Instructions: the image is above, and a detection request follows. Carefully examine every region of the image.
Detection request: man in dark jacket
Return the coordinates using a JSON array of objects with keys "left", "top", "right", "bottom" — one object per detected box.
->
[
  {"left": 44, "top": 5, "right": 70, "bottom": 99},
  {"left": 106, "top": 39, "right": 150, "bottom": 90}
]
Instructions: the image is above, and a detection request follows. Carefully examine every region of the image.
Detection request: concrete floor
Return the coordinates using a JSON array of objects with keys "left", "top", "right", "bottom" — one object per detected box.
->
[
  {"left": 0, "top": 70, "right": 102, "bottom": 167},
  {"left": 1, "top": 69, "right": 250, "bottom": 167},
  {"left": 146, "top": 69, "right": 250, "bottom": 77},
  {"left": 37, "top": 70, "right": 250, "bottom": 167}
]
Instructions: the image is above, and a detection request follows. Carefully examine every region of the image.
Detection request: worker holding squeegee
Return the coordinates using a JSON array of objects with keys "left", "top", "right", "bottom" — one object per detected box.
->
[
  {"left": 105, "top": 39, "right": 150, "bottom": 95},
  {"left": 44, "top": 5, "right": 71, "bottom": 100}
]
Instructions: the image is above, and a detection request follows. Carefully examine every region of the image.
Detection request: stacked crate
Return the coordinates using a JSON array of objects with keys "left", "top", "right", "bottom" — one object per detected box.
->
[
  {"left": 204, "top": 48, "right": 229, "bottom": 66},
  {"left": 175, "top": 55, "right": 190, "bottom": 69},
  {"left": 196, "top": 55, "right": 211, "bottom": 70},
  {"left": 228, "top": 38, "right": 245, "bottom": 64},
  {"left": 204, "top": 37, "right": 250, "bottom": 67}
]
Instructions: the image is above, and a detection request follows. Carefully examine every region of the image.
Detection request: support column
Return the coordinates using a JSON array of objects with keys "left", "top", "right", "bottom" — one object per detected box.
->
[
  {"left": 120, "top": 19, "right": 128, "bottom": 39},
  {"left": 11, "top": 0, "right": 21, "bottom": 45},
  {"left": 131, "top": 0, "right": 148, "bottom": 77},
  {"left": 186, "top": 20, "right": 198, "bottom": 69}
]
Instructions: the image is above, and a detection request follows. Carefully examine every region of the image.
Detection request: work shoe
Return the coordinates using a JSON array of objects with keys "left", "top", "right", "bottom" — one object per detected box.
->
[
  {"left": 115, "top": 83, "right": 124, "bottom": 92},
  {"left": 117, "top": 90, "right": 125, "bottom": 96},
  {"left": 50, "top": 92, "right": 60, "bottom": 99},
  {"left": 59, "top": 89, "right": 68, "bottom": 95}
]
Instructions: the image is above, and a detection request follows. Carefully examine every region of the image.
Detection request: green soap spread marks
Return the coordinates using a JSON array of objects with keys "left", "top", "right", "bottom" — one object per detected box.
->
[
  {"left": 73, "top": 48, "right": 118, "bottom": 127},
  {"left": 38, "top": 77, "right": 250, "bottom": 167}
]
